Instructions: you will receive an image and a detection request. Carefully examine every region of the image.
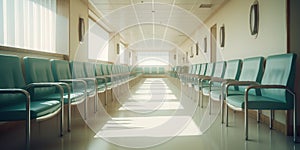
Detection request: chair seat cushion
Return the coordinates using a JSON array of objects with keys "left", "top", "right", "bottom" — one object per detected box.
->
[
  {"left": 202, "top": 86, "right": 221, "bottom": 96},
  {"left": 40, "top": 92, "right": 85, "bottom": 104},
  {"left": 226, "top": 95, "right": 292, "bottom": 110},
  {"left": 97, "top": 84, "right": 106, "bottom": 92},
  {"left": 210, "top": 90, "right": 243, "bottom": 100},
  {"left": 0, "top": 100, "right": 61, "bottom": 121}
]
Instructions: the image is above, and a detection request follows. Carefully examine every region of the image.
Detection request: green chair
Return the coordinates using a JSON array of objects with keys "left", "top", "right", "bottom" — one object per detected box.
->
[
  {"left": 151, "top": 66, "right": 157, "bottom": 74},
  {"left": 51, "top": 59, "right": 88, "bottom": 120},
  {"left": 200, "top": 61, "right": 226, "bottom": 108},
  {"left": 23, "top": 57, "right": 69, "bottom": 133},
  {"left": 188, "top": 63, "right": 206, "bottom": 88},
  {"left": 205, "top": 59, "right": 241, "bottom": 121},
  {"left": 144, "top": 67, "right": 150, "bottom": 74},
  {"left": 194, "top": 62, "right": 215, "bottom": 107},
  {"left": 158, "top": 67, "right": 165, "bottom": 74},
  {"left": 102, "top": 64, "right": 113, "bottom": 89},
  {"left": 70, "top": 61, "right": 98, "bottom": 112},
  {"left": 225, "top": 53, "right": 297, "bottom": 141},
  {"left": 0, "top": 55, "right": 64, "bottom": 149}
]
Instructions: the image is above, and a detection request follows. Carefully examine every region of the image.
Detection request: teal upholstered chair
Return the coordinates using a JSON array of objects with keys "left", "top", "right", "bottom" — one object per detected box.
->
[
  {"left": 51, "top": 59, "right": 88, "bottom": 120},
  {"left": 151, "top": 66, "right": 157, "bottom": 74},
  {"left": 144, "top": 67, "right": 150, "bottom": 74},
  {"left": 0, "top": 54, "right": 65, "bottom": 149},
  {"left": 194, "top": 62, "right": 215, "bottom": 107},
  {"left": 70, "top": 61, "right": 98, "bottom": 112},
  {"left": 188, "top": 63, "right": 206, "bottom": 88},
  {"left": 158, "top": 67, "right": 165, "bottom": 74},
  {"left": 200, "top": 61, "right": 226, "bottom": 108},
  {"left": 224, "top": 56, "right": 264, "bottom": 124},
  {"left": 225, "top": 53, "right": 297, "bottom": 141},
  {"left": 205, "top": 59, "right": 241, "bottom": 121},
  {"left": 101, "top": 64, "right": 113, "bottom": 90},
  {"left": 23, "top": 57, "right": 69, "bottom": 133}
]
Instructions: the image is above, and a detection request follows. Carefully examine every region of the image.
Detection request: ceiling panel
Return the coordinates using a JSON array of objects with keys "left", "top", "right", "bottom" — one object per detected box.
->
[{"left": 90, "top": 0, "right": 227, "bottom": 51}]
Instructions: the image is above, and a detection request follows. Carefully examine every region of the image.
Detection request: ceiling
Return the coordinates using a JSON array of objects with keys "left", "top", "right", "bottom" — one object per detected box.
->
[{"left": 89, "top": 0, "right": 227, "bottom": 51}]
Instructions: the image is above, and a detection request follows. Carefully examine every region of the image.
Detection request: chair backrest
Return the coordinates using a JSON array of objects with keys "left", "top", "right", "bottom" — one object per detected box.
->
[
  {"left": 51, "top": 59, "right": 72, "bottom": 81},
  {"left": 95, "top": 64, "right": 104, "bottom": 76},
  {"left": 158, "top": 67, "right": 165, "bottom": 74},
  {"left": 0, "top": 54, "right": 26, "bottom": 107},
  {"left": 237, "top": 56, "right": 264, "bottom": 93},
  {"left": 107, "top": 64, "right": 112, "bottom": 75},
  {"left": 199, "top": 63, "right": 207, "bottom": 75},
  {"left": 212, "top": 61, "right": 226, "bottom": 78},
  {"left": 194, "top": 64, "right": 201, "bottom": 75},
  {"left": 223, "top": 59, "right": 242, "bottom": 80},
  {"left": 144, "top": 67, "right": 150, "bottom": 74},
  {"left": 205, "top": 63, "right": 215, "bottom": 76},
  {"left": 70, "top": 61, "right": 86, "bottom": 79},
  {"left": 84, "top": 62, "right": 95, "bottom": 78},
  {"left": 101, "top": 64, "right": 108, "bottom": 75},
  {"left": 24, "top": 57, "right": 56, "bottom": 99},
  {"left": 260, "top": 53, "right": 296, "bottom": 105},
  {"left": 151, "top": 67, "right": 157, "bottom": 74}
]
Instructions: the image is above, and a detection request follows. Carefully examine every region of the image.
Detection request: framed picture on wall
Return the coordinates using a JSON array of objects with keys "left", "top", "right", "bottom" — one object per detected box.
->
[
  {"left": 219, "top": 25, "right": 225, "bottom": 47},
  {"left": 190, "top": 46, "right": 194, "bottom": 58},
  {"left": 79, "top": 17, "right": 85, "bottom": 43},
  {"left": 196, "top": 42, "right": 199, "bottom": 55},
  {"left": 249, "top": 1, "right": 259, "bottom": 36},
  {"left": 204, "top": 37, "right": 207, "bottom": 53}
]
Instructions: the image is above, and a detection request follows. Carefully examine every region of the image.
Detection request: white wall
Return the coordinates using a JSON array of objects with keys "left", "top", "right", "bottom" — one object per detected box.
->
[
  {"left": 206, "top": 0, "right": 287, "bottom": 60},
  {"left": 182, "top": 0, "right": 287, "bottom": 65}
]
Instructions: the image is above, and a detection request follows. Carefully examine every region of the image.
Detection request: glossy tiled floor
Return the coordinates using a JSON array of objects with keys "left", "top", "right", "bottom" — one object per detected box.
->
[{"left": 0, "top": 78, "right": 299, "bottom": 150}]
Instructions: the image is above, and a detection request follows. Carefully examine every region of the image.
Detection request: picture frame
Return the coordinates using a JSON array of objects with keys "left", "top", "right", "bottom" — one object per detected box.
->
[
  {"left": 190, "top": 46, "right": 194, "bottom": 58},
  {"left": 203, "top": 37, "right": 207, "bottom": 53},
  {"left": 249, "top": 1, "right": 259, "bottom": 36},
  {"left": 195, "top": 42, "right": 199, "bottom": 55},
  {"left": 220, "top": 25, "right": 225, "bottom": 47},
  {"left": 78, "top": 17, "right": 85, "bottom": 43}
]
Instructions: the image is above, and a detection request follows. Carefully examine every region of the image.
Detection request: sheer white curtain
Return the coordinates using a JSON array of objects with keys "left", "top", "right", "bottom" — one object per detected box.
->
[
  {"left": 88, "top": 18, "right": 109, "bottom": 61},
  {"left": 0, "top": 0, "right": 58, "bottom": 53}
]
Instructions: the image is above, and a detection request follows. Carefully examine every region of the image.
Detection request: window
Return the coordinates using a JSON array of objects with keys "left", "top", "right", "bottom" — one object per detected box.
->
[
  {"left": 0, "top": 0, "right": 59, "bottom": 53},
  {"left": 136, "top": 51, "right": 169, "bottom": 66},
  {"left": 88, "top": 18, "right": 109, "bottom": 61}
]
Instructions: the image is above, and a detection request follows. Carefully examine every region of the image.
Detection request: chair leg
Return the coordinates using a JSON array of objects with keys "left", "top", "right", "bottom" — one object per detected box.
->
[
  {"left": 257, "top": 110, "right": 261, "bottom": 123},
  {"left": 245, "top": 108, "right": 248, "bottom": 140},
  {"left": 26, "top": 106, "right": 30, "bottom": 150},
  {"left": 270, "top": 110, "right": 274, "bottom": 129},
  {"left": 293, "top": 96, "right": 297, "bottom": 142},
  {"left": 209, "top": 95, "right": 211, "bottom": 115},
  {"left": 226, "top": 105, "right": 229, "bottom": 127},
  {"left": 68, "top": 104, "right": 71, "bottom": 132},
  {"left": 201, "top": 92, "right": 204, "bottom": 108},
  {"left": 221, "top": 98, "right": 224, "bottom": 124},
  {"left": 105, "top": 90, "right": 108, "bottom": 106},
  {"left": 198, "top": 90, "right": 201, "bottom": 107},
  {"left": 84, "top": 95, "right": 87, "bottom": 120}
]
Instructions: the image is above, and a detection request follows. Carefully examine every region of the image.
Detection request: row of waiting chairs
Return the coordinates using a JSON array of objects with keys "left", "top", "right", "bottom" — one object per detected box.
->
[
  {"left": 134, "top": 66, "right": 165, "bottom": 75},
  {"left": 0, "top": 54, "right": 139, "bottom": 149},
  {"left": 171, "top": 53, "right": 297, "bottom": 142}
]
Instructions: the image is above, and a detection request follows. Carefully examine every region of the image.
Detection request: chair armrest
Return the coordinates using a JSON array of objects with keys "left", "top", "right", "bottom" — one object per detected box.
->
[
  {"left": 0, "top": 88, "right": 31, "bottom": 103},
  {"left": 244, "top": 84, "right": 295, "bottom": 108},
  {"left": 225, "top": 81, "right": 259, "bottom": 95},
  {"left": 59, "top": 79, "right": 88, "bottom": 94},
  {"left": 0, "top": 89, "right": 31, "bottom": 128},
  {"left": 25, "top": 82, "right": 66, "bottom": 104}
]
